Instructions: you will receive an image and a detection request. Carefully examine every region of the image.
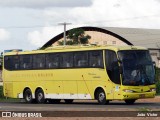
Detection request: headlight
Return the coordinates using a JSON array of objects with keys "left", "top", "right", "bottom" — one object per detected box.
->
[
  {"left": 150, "top": 88, "right": 156, "bottom": 92},
  {"left": 123, "top": 89, "right": 134, "bottom": 93}
]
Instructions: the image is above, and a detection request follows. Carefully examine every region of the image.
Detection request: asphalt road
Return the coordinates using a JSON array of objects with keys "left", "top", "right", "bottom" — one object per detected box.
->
[{"left": 0, "top": 100, "right": 160, "bottom": 111}]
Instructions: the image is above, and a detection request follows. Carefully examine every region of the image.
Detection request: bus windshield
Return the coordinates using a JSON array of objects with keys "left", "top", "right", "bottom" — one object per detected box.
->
[{"left": 118, "top": 50, "right": 155, "bottom": 86}]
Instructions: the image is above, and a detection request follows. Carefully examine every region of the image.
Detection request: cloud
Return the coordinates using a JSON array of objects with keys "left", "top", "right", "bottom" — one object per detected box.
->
[
  {"left": 42, "top": 0, "right": 160, "bottom": 28},
  {"left": 0, "top": 28, "right": 10, "bottom": 41},
  {"left": 28, "top": 0, "right": 160, "bottom": 47},
  {"left": 28, "top": 26, "right": 63, "bottom": 47},
  {"left": 0, "top": 0, "right": 93, "bottom": 8}
]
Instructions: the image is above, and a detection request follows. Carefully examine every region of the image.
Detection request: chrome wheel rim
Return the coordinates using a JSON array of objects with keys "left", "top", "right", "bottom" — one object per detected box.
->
[
  {"left": 26, "top": 93, "right": 32, "bottom": 101},
  {"left": 99, "top": 92, "right": 105, "bottom": 102},
  {"left": 38, "top": 93, "right": 43, "bottom": 101}
]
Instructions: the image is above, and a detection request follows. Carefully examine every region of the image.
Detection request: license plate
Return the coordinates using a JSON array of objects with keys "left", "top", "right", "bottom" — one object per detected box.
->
[{"left": 139, "top": 94, "right": 145, "bottom": 98}]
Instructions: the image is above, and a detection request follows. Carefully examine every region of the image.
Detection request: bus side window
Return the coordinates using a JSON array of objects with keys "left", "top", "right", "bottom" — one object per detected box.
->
[
  {"left": 60, "top": 52, "right": 73, "bottom": 68},
  {"left": 46, "top": 53, "right": 59, "bottom": 69},
  {"left": 4, "top": 56, "right": 19, "bottom": 70},
  {"left": 4, "top": 56, "right": 12, "bottom": 70},
  {"left": 12, "top": 56, "right": 19, "bottom": 70},
  {"left": 74, "top": 52, "right": 88, "bottom": 67},
  {"left": 19, "top": 55, "right": 32, "bottom": 70},
  {"left": 89, "top": 51, "right": 103, "bottom": 68},
  {"left": 105, "top": 50, "right": 120, "bottom": 84},
  {"left": 33, "top": 54, "right": 45, "bottom": 69}
]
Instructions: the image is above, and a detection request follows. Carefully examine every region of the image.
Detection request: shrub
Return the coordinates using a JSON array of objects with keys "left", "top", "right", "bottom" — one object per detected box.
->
[
  {"left": 156, "top": 67, "right": 160, "bottom": 95},
  {"left": 156, "top": 68, "right": 160, "bottom": 81},
  {"left": 0, "top": 86, "right": 4, "bottom": 98},
  {"left": 156, "top": 80, "right": 160, "bottom": 95}
]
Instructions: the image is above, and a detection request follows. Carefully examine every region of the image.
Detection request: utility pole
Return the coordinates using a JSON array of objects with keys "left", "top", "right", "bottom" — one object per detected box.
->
[{"left": 58, "top": 22, "right": 72, "bottom": 46}]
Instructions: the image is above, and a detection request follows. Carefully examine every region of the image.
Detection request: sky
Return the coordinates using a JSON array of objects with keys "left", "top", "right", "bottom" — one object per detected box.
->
[{"left": 0, "top": 0, "right": 160, "bottom": 51}]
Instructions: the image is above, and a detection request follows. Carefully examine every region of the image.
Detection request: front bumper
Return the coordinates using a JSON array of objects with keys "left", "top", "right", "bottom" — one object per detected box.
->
[{"left": 122, "top": 91, "right": 156, "bottom": 100}]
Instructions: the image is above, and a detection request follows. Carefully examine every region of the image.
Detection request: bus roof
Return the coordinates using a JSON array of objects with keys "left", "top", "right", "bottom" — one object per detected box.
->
[{"left": 4, "top": 45, "right": 147, "bottom": 56}]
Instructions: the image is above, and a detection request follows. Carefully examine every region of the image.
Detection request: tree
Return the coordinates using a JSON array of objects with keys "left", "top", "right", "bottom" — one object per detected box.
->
[{"left": 58, "top": 28, "right": 91, "bottom": 45}]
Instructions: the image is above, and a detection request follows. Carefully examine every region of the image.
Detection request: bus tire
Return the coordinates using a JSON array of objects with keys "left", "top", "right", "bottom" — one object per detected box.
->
[
  {"left": 125, "top": 99, "right": 136, "bottom": 105},
  {"left": 64, "top": 99, "right": 73, "bottom": 104},
  {"left": 24, "top": 89, "right": 33, "bottom": 103},
  {"left": 96, "top": 89, "right": 107, "bottom": 105},
  {"left": 35, "top": 89, "right": 46, "bottom": 104}
]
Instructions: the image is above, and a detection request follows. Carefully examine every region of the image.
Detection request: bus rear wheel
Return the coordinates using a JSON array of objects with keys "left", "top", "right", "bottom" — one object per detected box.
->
[
  {"left": 35, "top": 89, "right": 46, "bottom": 104},
  {"left": 96, "top": 89, "right": 108, "bottom": 105},
  {"left": 125, "top": 99, "right": 136, "bottom": 105},
  {"left": 64, "top": 99, "right": 73, "bottom": 104},
  {"left": 24, "top": 89, "right": 33, "bottom": 103}
]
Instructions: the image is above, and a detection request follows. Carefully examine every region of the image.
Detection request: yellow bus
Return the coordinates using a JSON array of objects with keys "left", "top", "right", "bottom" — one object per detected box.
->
[{"left": 2, "top": 45, "right": 156, "bottom": 104}]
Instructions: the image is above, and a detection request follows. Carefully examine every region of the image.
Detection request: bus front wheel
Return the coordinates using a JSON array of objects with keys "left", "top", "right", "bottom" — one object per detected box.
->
[
  {"left": 24, "top": 89, "right": 33, "bottom": 103},
  {"left": 96, "top": 89, "right": 108, "bottom": 105},
  {"left": 35, "top": 89, "right": 46, "bottom": 104},
  {"left": 125, "top": 99, "right": 136, "bottom": 105}
]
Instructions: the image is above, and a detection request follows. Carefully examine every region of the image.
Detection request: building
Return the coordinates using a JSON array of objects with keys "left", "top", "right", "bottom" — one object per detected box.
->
[{"left": 41, "top": 26, "right": 160, "bottom": 67}]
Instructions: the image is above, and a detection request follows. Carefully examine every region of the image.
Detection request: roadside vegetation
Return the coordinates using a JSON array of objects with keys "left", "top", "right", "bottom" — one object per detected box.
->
[
  {"left": 0, "top": 86, "right": 4, "bottom": 98},
  {"left": 156, "top": 68, "right": 160, "bottom": 95},
  {"left": 138, "top": 107, "right": 152, "bottom": 112}
]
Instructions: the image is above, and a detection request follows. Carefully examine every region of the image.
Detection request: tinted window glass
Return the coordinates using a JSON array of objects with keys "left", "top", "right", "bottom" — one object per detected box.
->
[
  {"left": 46, "top": 53, "right": 59, "bottom": 68},
  {"left": 19, "top": 55, "right": 32, "bottom": 69},
  {"left": 33, "top": 54, "right": 45, "bottom": 69},
  {"left": 13, "top": 56, "right": 19, "bottom": 70},
  {"left": 4, "top": 50, "right": 104, "bottom": 70},
  {"left": 4, "top": 56, "right": 12, "bottom": 70},
  {"left": 60, "top": 53, "right": 73, "bottom": 68},
  {"left": 74, "top": 52, "right": 88, "bottom": 67},
  {"left": 89, "top": 51, "right": 103, "bottom": 68}
]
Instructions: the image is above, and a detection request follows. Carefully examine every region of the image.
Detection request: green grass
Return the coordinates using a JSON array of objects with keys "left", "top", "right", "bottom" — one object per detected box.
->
[
  {"left": 138, "top": 107, "right": 152, "bottom": 112},
  {"left": 0, "top": 98, "right": 20, "bottom": 102}
]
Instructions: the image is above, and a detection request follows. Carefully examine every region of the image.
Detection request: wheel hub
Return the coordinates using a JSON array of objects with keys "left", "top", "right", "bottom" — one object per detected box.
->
[
  {"left": 99, "top": 92, "right": 105, "bottom": 102},
  {"left": 38, "top": 93, "right": 43, "bottom": 101},
  {"left": 26, "top": 93, "right": 31, "bottom": 101}
]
